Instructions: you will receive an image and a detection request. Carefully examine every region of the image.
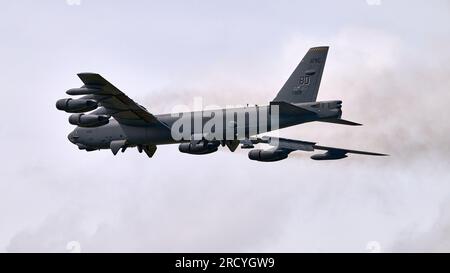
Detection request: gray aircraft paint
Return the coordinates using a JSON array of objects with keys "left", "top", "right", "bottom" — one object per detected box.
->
[
  {"left": 69, "top": 101, "right": 341, "bottom": 146},
  {"left": 59, "top": 47, "right": 386, "bottom": 161}
]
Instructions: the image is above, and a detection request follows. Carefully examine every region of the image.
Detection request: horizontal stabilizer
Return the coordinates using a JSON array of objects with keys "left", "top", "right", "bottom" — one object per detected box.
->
[
  {"left": 270, "top": 101, "right": 315, "bottom": 115},
  {"left": 318, "top": 118, "right": 362, "bottom": 126}
]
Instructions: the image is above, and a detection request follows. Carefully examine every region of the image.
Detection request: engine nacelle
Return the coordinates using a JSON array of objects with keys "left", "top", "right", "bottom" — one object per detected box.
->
[
  {"left": 310, "top": 151, "right": 347, "bottom": 160},
  {"left": 56, "top": 98, "right": 98, "bottom": 113},
  {"left": 66, "top": 87, "right": 102, "bottom": 95},
  {"left": 178, "top": 141, "right": 219, "bottom": 155},
  {"left": 69, "top": 113, "right": 109, "bottom": 127},
  {"left": 248, "top": 149, "right": 289, "bottom": 162}
]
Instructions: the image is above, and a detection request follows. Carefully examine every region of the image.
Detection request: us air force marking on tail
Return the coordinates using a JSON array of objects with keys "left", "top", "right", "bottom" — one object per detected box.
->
[{"left": 57, "top": 47, "right": 387, "bottom": 162}]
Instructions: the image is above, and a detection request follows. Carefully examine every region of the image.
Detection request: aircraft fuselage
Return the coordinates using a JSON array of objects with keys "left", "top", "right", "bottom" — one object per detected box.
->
[{"left": 68, "top": 101, "right": 342, "bottom": 151}]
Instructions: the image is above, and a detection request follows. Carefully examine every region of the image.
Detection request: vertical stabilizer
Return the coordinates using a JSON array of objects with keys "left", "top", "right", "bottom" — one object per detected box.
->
[{"left": 273, "top": 46, "right": 328, "bottom": 103}]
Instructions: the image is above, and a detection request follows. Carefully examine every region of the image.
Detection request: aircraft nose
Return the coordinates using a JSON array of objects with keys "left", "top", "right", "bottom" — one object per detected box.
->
[{"left": 68, "top": 131, "right": 78, "bottom": 144}]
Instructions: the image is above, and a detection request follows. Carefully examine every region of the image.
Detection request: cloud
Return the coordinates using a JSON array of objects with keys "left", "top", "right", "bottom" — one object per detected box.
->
[
  {"left": 392, "top": 196, "right": 450, "bottom": 252},
  {"left": 2, "top": 1, "right": 450, "bottom": 252}
]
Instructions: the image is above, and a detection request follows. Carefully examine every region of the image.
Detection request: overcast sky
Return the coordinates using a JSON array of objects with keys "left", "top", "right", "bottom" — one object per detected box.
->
[{"left": 0, "top": 0, "right": 449, "bottom": 252}]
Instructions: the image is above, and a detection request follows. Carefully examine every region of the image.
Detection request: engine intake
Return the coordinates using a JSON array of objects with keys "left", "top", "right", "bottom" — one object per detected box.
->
[
  {"left": 179, "top": 141, "right": 220, "bottom": 155},
  {"left": 69, "top": 114, "right": 109, "bottom": 127},
  {"left": 56, "top": 98, "right": 98, "bottom": 113},
  {"left": 248, "top": 148, "right": 289, "bottom": 162}
]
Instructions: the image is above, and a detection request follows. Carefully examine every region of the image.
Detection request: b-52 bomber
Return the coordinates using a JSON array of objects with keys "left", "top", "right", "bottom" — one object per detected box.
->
[{"left": 56, "top": 46, "right": 387, "bottom": 162}]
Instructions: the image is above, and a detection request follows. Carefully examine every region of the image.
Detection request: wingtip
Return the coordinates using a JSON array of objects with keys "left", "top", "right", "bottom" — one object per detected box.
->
[{"left": 371, "top": 152, "right": 389, "bottom": 157}]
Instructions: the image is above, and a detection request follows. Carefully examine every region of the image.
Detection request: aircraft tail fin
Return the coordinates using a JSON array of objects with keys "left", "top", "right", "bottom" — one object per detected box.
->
[{"left": 273, "top": 46, "right": 328, "bottom": 104}]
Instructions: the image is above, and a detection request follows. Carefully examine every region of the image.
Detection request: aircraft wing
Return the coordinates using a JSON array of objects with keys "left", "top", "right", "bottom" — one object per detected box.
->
[
  {"left": 260, "top": 136, "right": 316, "bottom": 151},
  {"left": 67, "top": 73, "right": 168, "bottom": 128},
  {"left": 255, "top": 136, "right": 387, "bottom": 160}
]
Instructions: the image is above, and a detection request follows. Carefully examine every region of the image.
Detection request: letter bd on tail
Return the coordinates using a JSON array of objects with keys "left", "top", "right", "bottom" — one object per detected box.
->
[{"left": 57, "top": 46, "right": 387, "bottom": 162}]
